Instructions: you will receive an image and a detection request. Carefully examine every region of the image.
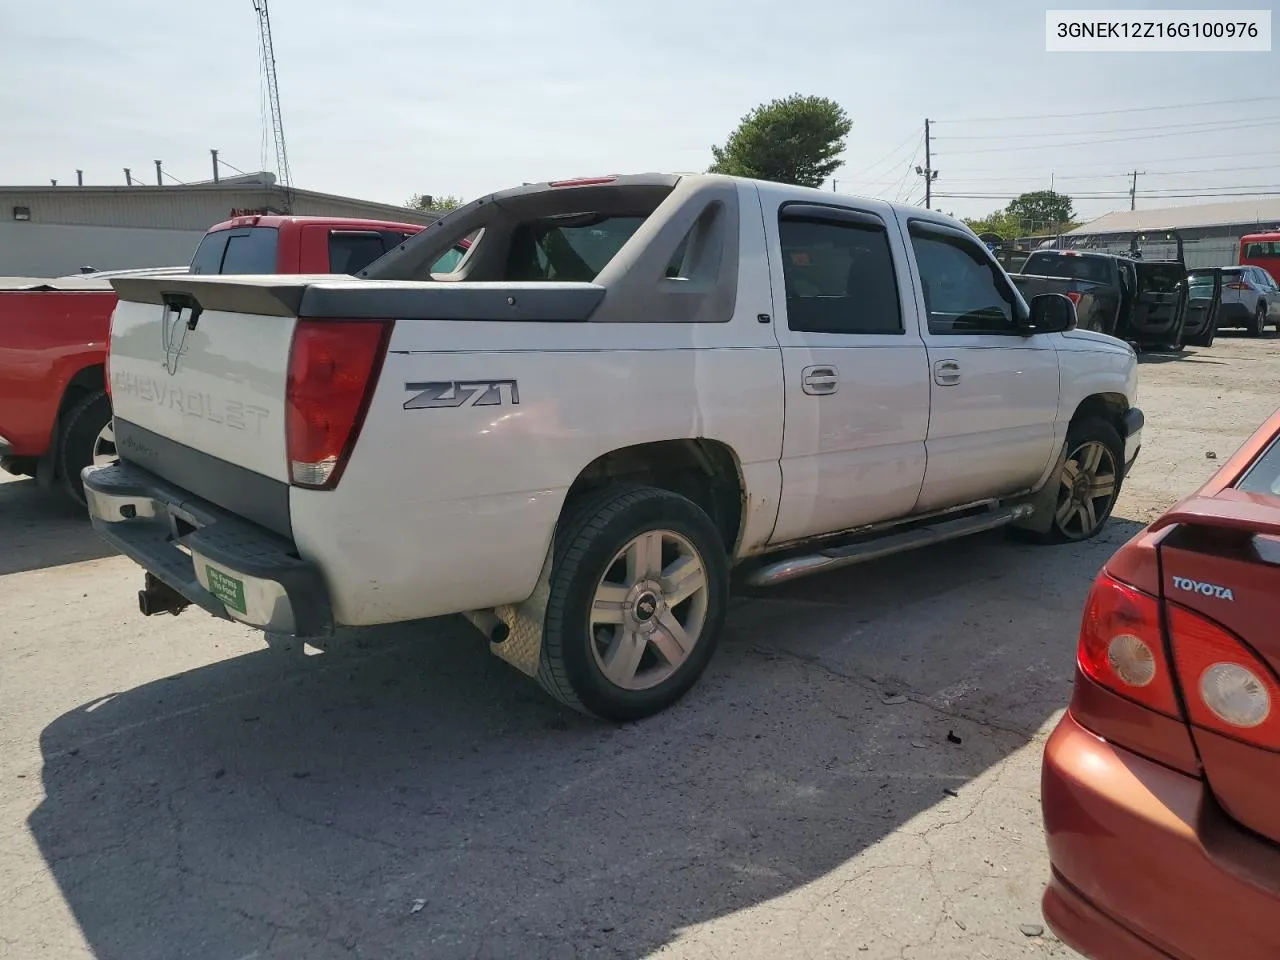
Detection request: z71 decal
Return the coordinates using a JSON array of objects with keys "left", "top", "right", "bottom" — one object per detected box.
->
[{"left": 404, "top": 380, "right": 521, "bottom": 409}]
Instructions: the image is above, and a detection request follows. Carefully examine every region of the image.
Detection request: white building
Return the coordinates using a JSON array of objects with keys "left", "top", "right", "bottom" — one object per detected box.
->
[{"left": 0, "top": 173, "right": 439, "bottom": 277}]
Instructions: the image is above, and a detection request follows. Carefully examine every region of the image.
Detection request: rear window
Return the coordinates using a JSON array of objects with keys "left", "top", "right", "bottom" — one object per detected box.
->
[
  {"left": 1244, "top": 241, "right": 1280, "bottom": 258},
  {"left": 1022, "top": 253, "right": 1111, "bottom": 284},
  {"left": 505, "top": 215, "right": 646, "bottom": 282},
  {"left": 1238, "top": 436, "right": 1280, "bottom": 497},
  {"left": 190, "top": 227, "right": 279, "bottom": 274}
]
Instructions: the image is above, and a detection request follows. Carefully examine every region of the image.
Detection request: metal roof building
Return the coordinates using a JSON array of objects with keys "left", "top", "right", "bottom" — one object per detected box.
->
[
  {"left": 1065, "top": 198, "right": 1280, "bottom": 268},
  {"left": 0, "top": 173, "right": 441, "bottom": 277}
]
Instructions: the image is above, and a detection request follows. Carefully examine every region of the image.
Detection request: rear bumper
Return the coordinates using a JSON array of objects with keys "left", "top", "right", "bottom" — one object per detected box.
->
[
  {"left": 1041, "top": 712, "right": 1280, "bottom": 960},
  {"left": 83, "top": 460, "right": 332, "bottom": 637},
  {"left": 1214, "top": 301, "right": 1254, "bottom": 327}
]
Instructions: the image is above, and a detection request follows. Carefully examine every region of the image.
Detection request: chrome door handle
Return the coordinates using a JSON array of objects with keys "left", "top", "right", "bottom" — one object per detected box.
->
[
  {"left": 933, "top": 359, "right": 961, "bottom": 386},
  {"left": 802, "top": 365, "right": 839, "bottom": 396}
]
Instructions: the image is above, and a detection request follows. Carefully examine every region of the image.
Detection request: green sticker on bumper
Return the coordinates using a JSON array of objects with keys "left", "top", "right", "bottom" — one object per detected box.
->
[{"left": 206, "top": 565, "right": 247, "bottom": 614}]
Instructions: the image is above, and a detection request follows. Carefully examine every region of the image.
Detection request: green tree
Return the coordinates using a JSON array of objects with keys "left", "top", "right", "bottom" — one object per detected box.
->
[
  {"left": 709, "top": 94, "right": 851, "bottom": 188},
  {"left": 406, "top": 193, "right": 462, "bottom": 212},
  {"left": 963, "top": 208, "right": 1022, "bottom": 241},
  {"left": 1006, "top": 190, "right": 1074, "bottom": 230}
]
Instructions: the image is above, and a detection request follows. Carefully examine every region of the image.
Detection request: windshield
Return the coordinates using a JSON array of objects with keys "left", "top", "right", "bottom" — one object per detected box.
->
[{"left": 1023, "top": 253, "right": 1111, "bottom": 283}]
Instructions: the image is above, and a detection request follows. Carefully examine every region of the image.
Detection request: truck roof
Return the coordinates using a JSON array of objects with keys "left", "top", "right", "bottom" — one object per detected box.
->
[
  {"left": 206, "top": 214, "right": 427, "bottom": 234},
  {"left": 362, "top": 172, "right": 979, "bottom": 283}
]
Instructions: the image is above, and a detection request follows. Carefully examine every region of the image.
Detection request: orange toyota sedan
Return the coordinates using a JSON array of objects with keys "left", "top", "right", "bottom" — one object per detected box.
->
[{"left": 1041, "top": 407, "right": 1280, "bottom": 960}]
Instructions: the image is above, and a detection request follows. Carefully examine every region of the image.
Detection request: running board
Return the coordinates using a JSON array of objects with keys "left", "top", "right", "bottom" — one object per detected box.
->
[{"left": 746, "top": 504, "right": 1035, "bottom": 588}]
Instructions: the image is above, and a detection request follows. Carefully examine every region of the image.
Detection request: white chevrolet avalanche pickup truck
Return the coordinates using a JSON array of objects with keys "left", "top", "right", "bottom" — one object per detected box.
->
[{"left": 85, "top": 173, "right": 1142, "bottom": 720}]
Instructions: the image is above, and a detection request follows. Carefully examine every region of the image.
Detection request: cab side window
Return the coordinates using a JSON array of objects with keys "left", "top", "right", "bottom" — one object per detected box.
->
[
  {"left": 778, "top": 210, "right": 902, "bottom": 335},
  {"left": 909, "top": 223, "right": 1020, "bottom": 335}
]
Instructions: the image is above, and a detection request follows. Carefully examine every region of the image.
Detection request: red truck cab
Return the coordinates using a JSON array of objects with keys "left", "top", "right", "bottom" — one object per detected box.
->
[
  {"left": 1240, "top": 231, "right": 1280, "bottom": 278},
  {"left": 0, "top": 215, "right": 447, "bottom": 504}
]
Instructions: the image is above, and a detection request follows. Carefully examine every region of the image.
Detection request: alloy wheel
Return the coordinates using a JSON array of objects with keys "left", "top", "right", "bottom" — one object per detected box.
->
[
  {"left": 1054, "top": 440, "right": 1118, "bottom": 539},
  {"left": 588, "top": 529, "right": 709, "bottom": 691}
]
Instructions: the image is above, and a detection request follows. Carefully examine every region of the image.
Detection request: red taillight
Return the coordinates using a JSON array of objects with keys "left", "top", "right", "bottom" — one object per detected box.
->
[
  {"left": 1226, "top": 282, "right": 1250, "bottom": 290},
  {"left": 1065, "top": 291, "right": 1082, "bottom": 305},
  {"left": 1168, "top": 603, "right": 1280, "bottom": 748},
  {"left": 1077, "top": 573, "right": 1182, "bottom": 717},
  {"left": 285, "top": 319, "right": 391, "bottom": 489}
]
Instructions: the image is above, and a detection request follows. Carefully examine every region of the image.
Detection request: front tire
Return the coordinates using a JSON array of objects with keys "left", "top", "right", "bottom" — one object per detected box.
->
[
  {"left": 1038, "top": 418, "right": 1125, "bottom": 544},
  {"left": 538, "top": 485, "right": 729, "bottom": 721},
  {"left": 57, "top": 390, "right": 116, "bottom": 506}
]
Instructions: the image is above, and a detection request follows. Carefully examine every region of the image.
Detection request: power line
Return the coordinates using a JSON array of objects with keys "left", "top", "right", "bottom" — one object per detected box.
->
[
  {"left": 935, "top": 115, "right": 1280, "bottom": 141},
  {"left": 938, "top": 118, "right": 1280, "bottom": 156},
  {"left": 933, "top": 95, "right": 1280, "bottom": 124},
  {"left": 890, "top": 138, "right": 925, "bottom": 203},
  {"left": 943, "top": 149, "right": 1280, "bottom": 176},
  {"left": 942, "top": 163, "right": 1280, "bottom": 184},
  {"left": 937, "top": 188, "right": 1280, "bottom": 200},
  {"left": 840, "top": 129, "right": 923, "bottom": 182}
]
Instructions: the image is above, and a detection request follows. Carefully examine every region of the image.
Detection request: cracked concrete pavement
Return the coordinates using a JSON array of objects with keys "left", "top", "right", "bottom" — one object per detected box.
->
[{"left": 2, "top": 332, "right": 1278, "bottom": 960}]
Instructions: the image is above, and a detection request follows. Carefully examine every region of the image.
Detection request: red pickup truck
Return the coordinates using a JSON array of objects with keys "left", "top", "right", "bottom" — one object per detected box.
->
[{"left": 0, "top": 214, "right": 457, "bottom": 504}]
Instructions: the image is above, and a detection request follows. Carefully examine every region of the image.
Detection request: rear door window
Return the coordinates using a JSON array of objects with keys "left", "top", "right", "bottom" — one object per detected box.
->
[
  {"left": 328, "top": 231, "right": 388, "bottom": 274},
  {"left": 778, "top": 212, "right": 903, "bottom": 334},
  {"left": 217, "top": 228, "right": 280, "bottom": 274}
]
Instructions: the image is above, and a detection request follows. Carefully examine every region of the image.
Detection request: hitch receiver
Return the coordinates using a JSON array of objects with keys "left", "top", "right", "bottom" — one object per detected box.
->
[{"left": 138, "top": 572, "right": 190, "bottom": 617}]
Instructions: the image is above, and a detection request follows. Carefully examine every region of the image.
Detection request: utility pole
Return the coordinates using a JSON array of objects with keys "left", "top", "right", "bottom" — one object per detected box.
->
[
  {"left": 155, "top": 160, "right": 164, "bottom": 186},
  {"left": 915, "top": 118, "right": 938, "bottom": 209},
  {"left": 211, "top": 149, "right": 221, "bottom": 183},
  {"left": 1129, "top": 170, "right": 1145, "bottom": 211}
]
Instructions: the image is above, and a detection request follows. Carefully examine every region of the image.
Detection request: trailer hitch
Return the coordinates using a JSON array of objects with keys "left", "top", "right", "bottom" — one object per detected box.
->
[{"left": 137, "top": 572, "right": 190, "bottom": 617}]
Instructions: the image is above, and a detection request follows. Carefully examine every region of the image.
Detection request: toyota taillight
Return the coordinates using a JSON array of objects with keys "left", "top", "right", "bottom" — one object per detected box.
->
[
  {"left": 1226, "top": 282, "right": 1250, "bottom": 290},
  {"left": 285, "top": 319, "right": 391, "bottom": 489},
  {"left": 1168, "top": 604, "right": 1280, "bottom": 748},
  {"left": 1077, "top": 572, "right": 1182, "bottom": 718}
]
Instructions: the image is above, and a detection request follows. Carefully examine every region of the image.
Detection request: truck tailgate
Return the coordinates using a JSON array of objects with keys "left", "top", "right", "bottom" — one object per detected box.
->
[{"left": 107, "top": 276, "right": 312, "bottom": 487}]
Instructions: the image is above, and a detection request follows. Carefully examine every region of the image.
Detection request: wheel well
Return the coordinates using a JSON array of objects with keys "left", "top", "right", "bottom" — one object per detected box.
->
[
  {"left": 59, "top": 365, "right": 106, "bottom": 417},
  {"left": 1071, "top": 393, "right": 1127, "bottom": 436},
  {"left": 566, "top": 440, "right": 745, "bottom": 552}
]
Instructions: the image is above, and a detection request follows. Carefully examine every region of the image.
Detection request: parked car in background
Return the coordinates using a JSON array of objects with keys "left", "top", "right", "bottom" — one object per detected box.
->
[
  {"left": 1201, "top": 265, "right": 1280, "bottom": 337},
  {"left": 1239, "top": 231, "right": 1280, "bottom": 279},
  {"left": 83, "top": 173, "right": 1142, "bottom": 720},
  {"left": 1013, "top": 249, "right": 1195, "bottom": 350},
  {"left": 0, "top": 215, "right": 467, "bottom": 505},
  {"left": 1040, "top": 406, "right": 1280, "bottom": 960}
]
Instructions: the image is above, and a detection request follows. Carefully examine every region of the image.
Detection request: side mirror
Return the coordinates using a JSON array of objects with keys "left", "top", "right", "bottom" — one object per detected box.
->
[{"left": 1029, "top": 293, "right": 1077, "bottom": 334}]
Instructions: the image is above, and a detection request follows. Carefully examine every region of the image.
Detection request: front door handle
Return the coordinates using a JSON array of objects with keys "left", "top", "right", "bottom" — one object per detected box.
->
[
  {"left": 802, "top": 365, "right": 840, "bottom": 396},
  {"left": 933, "top": 359, "right": 961, "bottom": 386}
]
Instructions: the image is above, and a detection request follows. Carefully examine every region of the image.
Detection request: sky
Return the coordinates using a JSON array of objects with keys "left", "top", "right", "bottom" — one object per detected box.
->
[{"left": 1, "top": 0, "right": 1277, "bottom": 225}]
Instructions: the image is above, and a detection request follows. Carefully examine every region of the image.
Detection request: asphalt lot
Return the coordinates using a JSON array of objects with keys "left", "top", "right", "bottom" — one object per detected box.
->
[{"left": 2, "top": 332, "right": 1278, "bottom": 960}]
